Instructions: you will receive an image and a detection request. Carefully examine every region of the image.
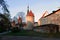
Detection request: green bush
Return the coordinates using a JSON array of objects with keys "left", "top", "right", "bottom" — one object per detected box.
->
[{"left": 11, "top": 27, "right": 20, "bottom": 32}]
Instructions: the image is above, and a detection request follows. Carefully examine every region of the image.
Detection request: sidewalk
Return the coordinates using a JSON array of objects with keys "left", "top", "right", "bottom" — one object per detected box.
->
[{"left": 0, "top": 31, "right": 11, "bottom": 35}]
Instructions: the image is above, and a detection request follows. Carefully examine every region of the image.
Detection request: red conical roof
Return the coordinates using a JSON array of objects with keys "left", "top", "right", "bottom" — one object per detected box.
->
[
  {"left": 27, "top": 10, "right": 34, "bottom": 17},
  {"left": 18, "top": 16, "right": 21, "bottom": 21}
]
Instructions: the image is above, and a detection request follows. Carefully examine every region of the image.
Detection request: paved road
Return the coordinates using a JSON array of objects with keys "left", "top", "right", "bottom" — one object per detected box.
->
[{"left": 0, "top": 36, "right": 60, "bottom": 40}]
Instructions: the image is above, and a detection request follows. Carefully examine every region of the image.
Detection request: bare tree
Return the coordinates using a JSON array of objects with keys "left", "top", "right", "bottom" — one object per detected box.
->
[
  {"left": 0, "top": 0, "right": 11, "bottom": 21},
  {"left": 16, "top": 12, "right": 25, "bottom": 22},
  {"left": 0, "top": 0, "right": 9, "bottom": 13}
]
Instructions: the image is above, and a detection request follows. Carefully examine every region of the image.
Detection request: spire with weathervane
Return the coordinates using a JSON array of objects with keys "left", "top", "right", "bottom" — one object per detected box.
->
[{"left": 27, "top": 5, "right": 29, "bottom": 14}]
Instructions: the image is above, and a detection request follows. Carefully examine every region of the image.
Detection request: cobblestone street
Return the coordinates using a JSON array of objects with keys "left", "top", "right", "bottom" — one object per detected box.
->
[{"left": 0, "top": 36, "right": 60, "bottom": 40}]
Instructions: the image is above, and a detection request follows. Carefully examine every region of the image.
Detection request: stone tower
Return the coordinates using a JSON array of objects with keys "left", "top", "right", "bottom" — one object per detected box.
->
[
  {"left": 26, "top": 6, "right": 34, "bottom": 24},
  {"left": 25, "top": 6, "right": 34, "bottom": 30}
]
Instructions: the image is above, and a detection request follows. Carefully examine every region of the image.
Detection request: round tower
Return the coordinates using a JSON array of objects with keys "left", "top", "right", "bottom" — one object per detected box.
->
[
  {"left": 18, "top": 16, "right": 22, "bottom": 24},
  {"left": 26, "top": 6, "right": 34, "bottom": 24}
]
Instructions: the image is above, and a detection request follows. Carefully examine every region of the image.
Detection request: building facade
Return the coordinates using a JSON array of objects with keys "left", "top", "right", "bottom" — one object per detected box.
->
[
  {"left": 38, "top": 11, "right": 49, "bottom": 26},
  {"left": 38, "top": 9, "right": 60, "bottom": 32}
]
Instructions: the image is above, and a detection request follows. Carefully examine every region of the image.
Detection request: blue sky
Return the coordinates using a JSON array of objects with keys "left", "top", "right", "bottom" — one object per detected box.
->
[{"left": 4, "top": 0, "right": 60, "bottom": 22}]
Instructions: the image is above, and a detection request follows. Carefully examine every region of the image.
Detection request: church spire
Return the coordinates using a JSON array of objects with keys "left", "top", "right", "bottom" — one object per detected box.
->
[{"left": 27, "top": 5, "right": 29, "bottom": 14}]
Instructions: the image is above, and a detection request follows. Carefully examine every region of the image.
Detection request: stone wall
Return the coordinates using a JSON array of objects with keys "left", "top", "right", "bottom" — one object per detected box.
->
[
  {"left": 40, "top": 10, "right": 60, "bottom": 25},
  {"left": 39, "top": 10, "right": 60, "bottom": 32}
]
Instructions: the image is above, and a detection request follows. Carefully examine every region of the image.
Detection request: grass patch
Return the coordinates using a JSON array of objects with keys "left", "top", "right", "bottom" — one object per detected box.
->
[{"left": 3, "top": 30, "right": 60, "bottom": 38}]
